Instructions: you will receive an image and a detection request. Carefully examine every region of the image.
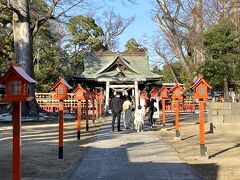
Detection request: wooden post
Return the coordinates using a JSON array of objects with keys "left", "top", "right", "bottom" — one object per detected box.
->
[
  {"left": 162, "top": 99, "right": 166, "bottom": 129},
  {"left": 85, "top": 100, "right": 89, "bottom": 131},
  {"left": 92, "top": 98, "right": 95, "bottom": 123},
  {"left": 134, "top": 81, "right": 139, "bottom": 108},
  {"left": 175, "top": 99, "right": 180, "bottom": 138},
  {"left": 59, "top": 100, "right": 64, "bottom": 159},
  {"left": 77, "top": 100, "right": 81, "bottom": 140},
  {"left": 99, "top": 99, "right": 102, "bottom": 116},
  {"left": 199, "top": 99, "right": 207, "bottom": 156},
  {"left": 12, "top": 102, "right": 21, "bottom": 180},
  {"left": 96, "top": 99, "right": 99, "bottom": 118},
  {"left": 105, "top": 81, "right": 110, "bottom": 114}
]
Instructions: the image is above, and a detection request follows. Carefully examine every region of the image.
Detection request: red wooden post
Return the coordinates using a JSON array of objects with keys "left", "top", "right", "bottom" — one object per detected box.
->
[
  {"left": 99, "top": 99, "right": 102, "bottom": 116},
  {"left": 92, "top": 98, "right": 95, "bottom": 123},
  {"left": 12, "top": 102, "right": 21, "bottom": 180},
  {"left": 77, "top": 100, "right": 82, "bottom": 140},
  {"left": 85, "top": 99, "right": 89, "bottom": 131},
  {"left": 59, "top": 100, "right": 64, "bottom": 159},
  {"left": 159, "top": 86, "right": 168, "bottom": 129},
  {"left": 191, "top": 76, "right": 211, "bottom": 156},
  {"left": 73, "top": 84, "right": 86, "bottom": 140},
  {"left": 0, "top": 63, "right": 36, "bottom": 180},
  {"left": 162, "top": 99, "right": 166, "bottom": 128},
  {"left": 170, "top": 83, "right": 184, "bottom": 139},
  {"left": 199, "top": 99, "right": 205, "bottom": 156},
  {"left": 50, "top": 77, "right": 72, "bottom": 159},
  {"left": 175, "top": 99, "right": 180, "bottom": 137},
  {"left": 96, "top": 98, "right": 99, "bottom": 118}
]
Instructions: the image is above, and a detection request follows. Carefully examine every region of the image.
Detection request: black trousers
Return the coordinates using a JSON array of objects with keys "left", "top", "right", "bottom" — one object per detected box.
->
[
  {"left": 148, "top": 110, "right": 154, "bottom": 125},
  {"left": 112, "top": 112, "right": 121, "bottom": 130}
]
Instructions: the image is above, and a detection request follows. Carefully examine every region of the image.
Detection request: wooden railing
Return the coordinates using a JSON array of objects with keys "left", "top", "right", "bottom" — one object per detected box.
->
[
  {"left": 36, "top": 93, "right": 78, "bottom": 113},
  {"left": 36, "top": 93, "right": 206, "bottom": 114},
  {"left": 36, "top": 93, "right": 107, "bottom": 114},
  {"left": 164, "top": 99, "right": 207, "bottom": 113}
]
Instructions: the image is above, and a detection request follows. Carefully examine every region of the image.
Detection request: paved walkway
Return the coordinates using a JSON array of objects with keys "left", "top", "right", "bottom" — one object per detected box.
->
[{"left": 66, "top": 117, "right": 202, "bottom": 180}]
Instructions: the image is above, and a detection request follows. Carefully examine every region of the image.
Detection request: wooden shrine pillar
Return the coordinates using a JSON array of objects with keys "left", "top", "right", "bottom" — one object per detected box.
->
[
  {"left": 134, "top": 81, "right": 139, "bottom": 108},
  {"left": 105, "top": 81, "right": 110, "bottom": 114}
]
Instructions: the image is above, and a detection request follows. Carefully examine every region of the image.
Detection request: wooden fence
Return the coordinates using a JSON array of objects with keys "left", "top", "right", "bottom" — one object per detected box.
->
[
  {"left": 36, "top": 93, "right": 104, "bottom": 114},
  {"left": 36, "top": 93, "right": 206, "bottom": 114}
]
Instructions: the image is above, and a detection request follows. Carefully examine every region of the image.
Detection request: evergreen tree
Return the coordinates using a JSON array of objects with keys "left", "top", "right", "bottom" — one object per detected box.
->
[{"left": 202, "top": 21, "right": 240, "bottom": 100}]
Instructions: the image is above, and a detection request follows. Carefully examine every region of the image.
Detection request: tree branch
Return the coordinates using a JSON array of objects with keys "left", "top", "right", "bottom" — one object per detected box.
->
[{"left": 0, "top": 0, "right": 24, "bottom": 21}]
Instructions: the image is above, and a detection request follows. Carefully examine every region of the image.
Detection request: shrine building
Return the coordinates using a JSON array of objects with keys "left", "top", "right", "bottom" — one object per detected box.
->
[{"left": 73, "top": 51, "right": 162, "bottom": 112}]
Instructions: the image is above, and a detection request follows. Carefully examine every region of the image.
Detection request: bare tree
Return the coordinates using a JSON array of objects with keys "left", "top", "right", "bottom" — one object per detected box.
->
[
  {"left": 1, "top": 0, "right": 86, "bottom": 96},
  {"left": 153, "top": 35, "right": 179, "bottom": 82},
  {"left": 100, "top": 9, "right": 135, "bottom": 51},
  {"left": 153, "top": 0, "right": 192, "bottom": 77},
  {"left": 231, "top": 0, "right": 240, "bottom": 33},
  {"left": 152, "top": 0, "right": 206, "bottom": 82},
  {"left": 0, "top": 0, "right": 85, "bottom": 114}
]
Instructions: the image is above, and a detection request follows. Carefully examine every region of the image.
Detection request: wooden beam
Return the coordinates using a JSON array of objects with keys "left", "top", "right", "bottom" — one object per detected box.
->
[{"left": 110, "top": 85, "right": 135, "bottom": 88}]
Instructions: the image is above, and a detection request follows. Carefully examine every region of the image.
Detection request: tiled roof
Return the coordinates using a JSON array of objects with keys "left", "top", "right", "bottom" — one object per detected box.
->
[{"left": 75, "top": 52, "right": 162, "bottom": 81}]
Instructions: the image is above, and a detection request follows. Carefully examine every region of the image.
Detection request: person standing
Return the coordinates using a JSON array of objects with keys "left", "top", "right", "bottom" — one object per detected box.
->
[
  {"left": 110, "top": 94, "right": 122, "bottom": 131},
  {"left": 134, "top": 105, "right": 145, "bottom": 132},
  {"left": 122, "top": 97, "right": 132, "bottom": 129},
  {"left": 147, "top": 97, "right": 157, "bottom": 128}
]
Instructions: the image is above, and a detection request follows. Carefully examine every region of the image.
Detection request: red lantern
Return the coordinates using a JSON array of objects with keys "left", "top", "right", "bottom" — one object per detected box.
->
[
  {"left": 150, "top": 87, "right": 159, "bottom": 98},
  {"left": 50, "top": 78, "right": 72, "bottom": 100},
  {"left": 170, "top": 83, "right": 184, "bottom": 100},
  {"left": 191, "top": 76, "right": 212, "bottom": 99},
  {"left": 73, "top": 84, "right": 86, "bottom": 140},
  {"left": 50, "top": 77, "right": 72, "bottom": 159},
  {"left": 159, "top": 86, "right": 169, "bottom": 129},
  {"left": 191, "top": 76, "right": 212, "bottom": 157},
  {"left": 170, "top": 83, "right": 184, "bottom": 139},
  {"left": 73, "top": 84, "right": 86, "bottom": 101},
  {"left": 159, "top": 86, "right": 169, "bottom": 100},
  {"left": 0, "top": 63, "right": 36, "bottom": 180},
  {"left": 0, "top": 63, "right": 36, "bottom": 102}
]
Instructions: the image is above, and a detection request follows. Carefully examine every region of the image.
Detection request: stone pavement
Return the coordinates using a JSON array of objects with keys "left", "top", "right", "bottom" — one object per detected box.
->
[{"left": 66, "top": 117, "right": 202, "bottom": 180}]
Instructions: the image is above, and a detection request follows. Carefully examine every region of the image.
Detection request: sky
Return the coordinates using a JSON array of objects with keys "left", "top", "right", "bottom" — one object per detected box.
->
[{"left": 98, "top": 0, "right": 161, "bottom": 65}]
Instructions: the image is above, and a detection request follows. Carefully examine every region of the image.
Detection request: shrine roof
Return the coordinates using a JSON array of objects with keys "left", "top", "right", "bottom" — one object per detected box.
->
[{"left": 74, "top": 52, "right": 162, "bottom": 81}]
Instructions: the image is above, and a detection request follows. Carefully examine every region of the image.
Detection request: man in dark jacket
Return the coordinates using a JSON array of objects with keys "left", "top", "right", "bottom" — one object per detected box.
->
[
  {"left": 110, "top": 94, "right": 122, "bottom": 131},
  {"left": 147, "top": 97, "right": 156, "bottom": 127}
]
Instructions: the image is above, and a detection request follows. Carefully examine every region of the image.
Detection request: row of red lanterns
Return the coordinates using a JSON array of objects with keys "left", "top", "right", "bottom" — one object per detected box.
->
[
  {"left": 50, "top": 77, "right": 105, "bottom": 159},
  {"left": 145, "top": 78, "right": 211, "bottom": 157},
  {"left": 139, "top": 78, "right": 211, "bottom": 157},
  {"left": 0, "top": 63, "right": 105, "bottom": 180}
]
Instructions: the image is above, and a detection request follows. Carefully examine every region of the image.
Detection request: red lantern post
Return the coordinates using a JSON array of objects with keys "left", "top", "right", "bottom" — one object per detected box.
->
[
  {"left": 94, "top": 90, "right": 99, "bottom": 118},
  {"left": 191, "top": 76, "right": 212, "bottom": 156},
  {"left": 50, "top": 77, "right": 72, "bottom": 159},
  {"left": 98, "top": 89, "right": 105, "bottom": 116},
  {"left": 84, "top": 89, "right": 90, "bottom": 131},
  {"left": 0, "top": 63, "right": 36, "bottom": 180},
  {"left": 159, "top": 86, "right": 169, "bottom": 129},
  {"left": 73, "top": 84, "right": 86, "bottom": 140},
  {"left": 89, "top": 89, "right": 97, "bottom": 123},
  {"left": 170, "top": 83, "right": 184, "bottom": 139}
]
